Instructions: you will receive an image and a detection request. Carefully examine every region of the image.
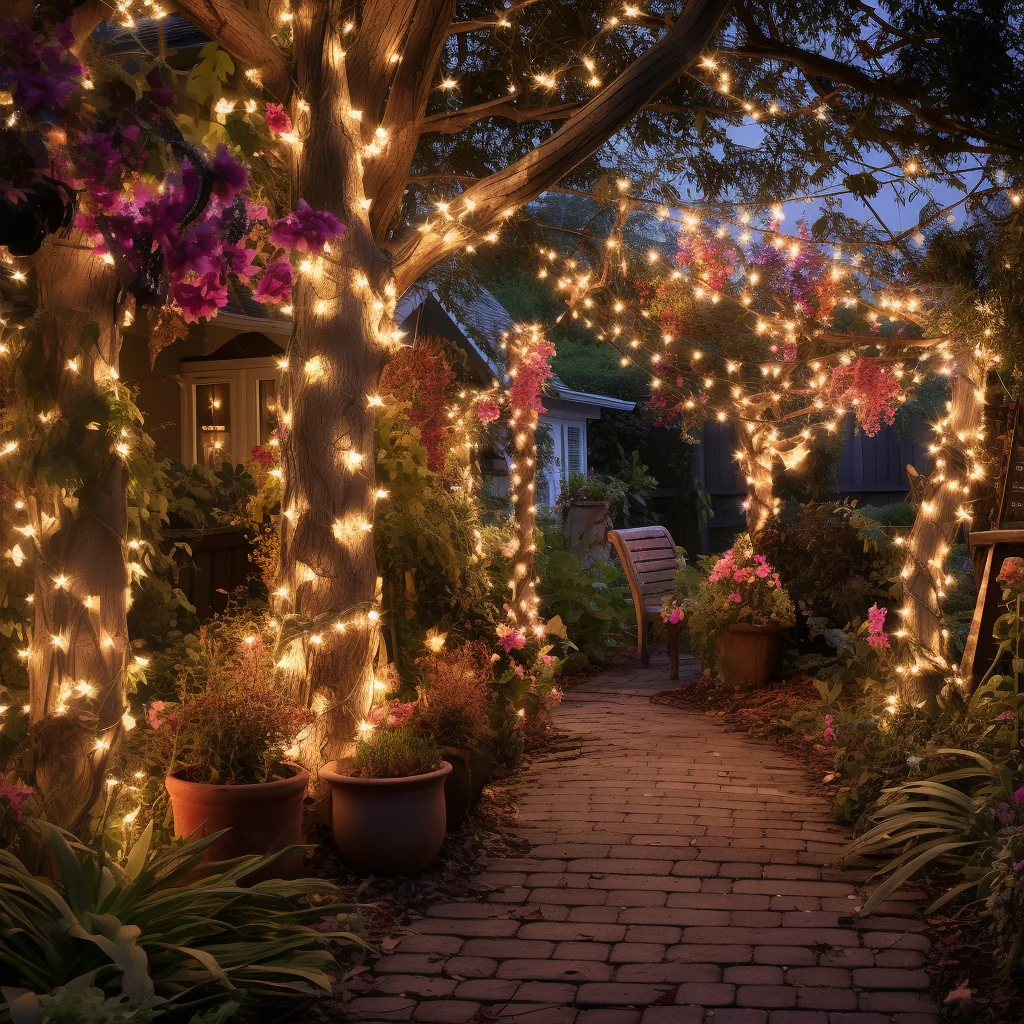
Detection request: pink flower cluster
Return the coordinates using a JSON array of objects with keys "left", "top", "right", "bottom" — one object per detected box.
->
[
  {"left": 0, "top": 779, "right": 34, "bottom": 822},
  {"left": 369, "top": 699, "right": 418, "bottom": 727},
  {"left": 824, "top": 358, "right": 904, "bottom": 437},
  {"left": 707, "top": 549, "right": 782, "bottom": 590},
  {"left": 866, "top": 603, "right": 890, "bottom": 648},
  {"left": 2, "top": 18, "right": 346, "bottom": 324},
  {"left": 998, "top": 556, "right": 1024, "bottom": 591},
  {"left": 476, "top": 398, "right": 501, "bottom": 423},
  {"left": 147, "top": 700, "right": 180, "bottom": 731},
  {"left": 822, "top": 714, "right": 835, "bottom": 744},
  {"left": 509, "top": 336, "right": 556, "bottom": 415},
  {"left": 497, "top": 624, "right": 527, "bottom": 653}
]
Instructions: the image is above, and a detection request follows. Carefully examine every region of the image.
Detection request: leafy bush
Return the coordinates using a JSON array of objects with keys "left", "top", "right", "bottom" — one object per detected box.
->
[
  {"left": 162, "top": 461, "right": 256, "bottom": 530},
  {"left": 859, "top": 500, "right": 916, "bottom": 527},
  {"left": 0, "top": 820, "right": 365, "bottom": 1020},
  {"left": 538, "top": 548, "right": 631, "bottom": 661},
  {"left": 411, "top": 644, "right": 492, "bottom": 750},
  {"left": 352, "top": 727, "right": 443, "bottom": 780},
  {"left": 757, "top": 501, "right": 899, "bottom": 640}
]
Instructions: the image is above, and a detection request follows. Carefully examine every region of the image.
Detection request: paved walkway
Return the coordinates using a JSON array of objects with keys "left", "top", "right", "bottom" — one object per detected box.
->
[{"left": 348, "top": 654, "right": 940, "bottom": 1024}]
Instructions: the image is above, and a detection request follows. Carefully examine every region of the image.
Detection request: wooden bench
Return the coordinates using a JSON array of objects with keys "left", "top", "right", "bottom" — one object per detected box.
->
[{"left": 608, "top": 525, "right": 682, "bottom": 680}]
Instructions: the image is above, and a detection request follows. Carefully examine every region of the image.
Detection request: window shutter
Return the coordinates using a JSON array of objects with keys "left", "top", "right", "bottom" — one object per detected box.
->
[{"left": 566, "top": 425, "right": 582, "bottom": 475}]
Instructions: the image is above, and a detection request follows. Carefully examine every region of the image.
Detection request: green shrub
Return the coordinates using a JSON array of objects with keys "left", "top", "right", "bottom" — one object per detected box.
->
[
  {"left": 758, "top": 500, "right": 899, "bottom": 634},
  {"left": 859, "top": 501, "right": 916, "bottom": 527},
  {"left": 538, "top": 548, "right": 631, "bottom": 661},
  {"left": 352, "top": 727, "right": 443, "bottom": 779},
  {"left": 0, "top": 821, "right": 366, "bottom": 1020}
]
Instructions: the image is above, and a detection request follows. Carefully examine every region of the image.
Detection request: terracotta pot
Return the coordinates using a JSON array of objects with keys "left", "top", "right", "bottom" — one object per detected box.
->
[
  {"left": 715, "top": 623, "right": 783, "bottom": 690},
  {"left": 320, "top": 761, "right": 452, "bottom": 875},
  {"left": 563, "top": 500, "right": 610, "bottom": 560},
  {"left": 165, "top": 764, "right": 308, "bottom": 876},
  {"left": 443, "top": 746, "right": 496, "bottom": 832}
]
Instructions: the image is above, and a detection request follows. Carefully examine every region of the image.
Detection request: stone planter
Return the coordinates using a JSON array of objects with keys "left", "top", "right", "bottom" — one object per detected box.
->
[
  {"left": 165, "top": 763, "right": 308, "bottom": 876},
  {"left": 563, "top": 499, "right": 610, "bottom": 560},
  {"left": 716, "top": 623, "right": 783, "bottom": 690},
  {"left": 319, "top": 760, "right": 452, "bottom": 875}
]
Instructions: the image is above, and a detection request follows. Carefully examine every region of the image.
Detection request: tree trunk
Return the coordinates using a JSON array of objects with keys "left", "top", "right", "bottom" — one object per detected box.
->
[
  {"left": 507, "top": 338, "right": 540, "bottom": 633},
  {"left": 736, "top": 422, "right": 776, "bottom": 543},
  {"left": 28, "top": 236, "right": 127, "bottom": 833},
  {"left": 899, "top": 345, "right": 989, "bottom": 703},
  {"left": 277, "top": 2, "right": 390, "bottom": 765}
]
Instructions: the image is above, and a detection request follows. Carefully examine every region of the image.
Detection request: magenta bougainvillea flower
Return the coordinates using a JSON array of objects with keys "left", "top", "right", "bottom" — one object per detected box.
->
[
  {"left": 497, "top": 624, "right": 527, "bottom": 652},
  {"left": 252, "top": 259, "right": 293, "bottom": 303},
  {"left": 866, "top": 603, "right": 889, "bottom": 647},
  {"left": 269, "top": 198, "right": 346, "bottom": 253},
  {"left": 210, "top": 144, "right": 248, "bottom": 202},
  {"left": 264, "top": 102, "right": 293, "bottom": 136},
  {"left": 172, "top": 273, "right": 230, "bottom": 323}
]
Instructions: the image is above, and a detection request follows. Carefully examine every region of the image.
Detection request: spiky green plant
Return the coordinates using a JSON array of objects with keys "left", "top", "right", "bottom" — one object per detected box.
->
[
  {"left": 0, "top": 821, "right": 367, "bottom": 1021},
  {"left": 844, "top": 748, "right": 1007, "bottom": 915}
]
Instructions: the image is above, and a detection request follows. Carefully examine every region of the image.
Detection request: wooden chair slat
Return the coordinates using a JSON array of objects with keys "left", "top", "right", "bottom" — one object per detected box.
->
[
  {"left": 632, "top": 556, "right": 678, "bottom": 572},
  {"left": 608, "top": 525, "right": 683, "bottom": 680},
  {"left": 622, "top": 537, "right": 676, "bottom": 553}
]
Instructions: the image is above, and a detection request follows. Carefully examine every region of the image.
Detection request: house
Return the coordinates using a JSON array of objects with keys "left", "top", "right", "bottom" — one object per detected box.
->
[
  {"left": 122, "top": 282, "right": 634, "bottom": 506},
  {"left": 393, "top": 283, "right": 635, "bottom": 504}
]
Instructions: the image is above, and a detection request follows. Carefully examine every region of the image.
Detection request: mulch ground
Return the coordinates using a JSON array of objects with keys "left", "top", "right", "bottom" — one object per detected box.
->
[{"left": 651, "top": 671, "right": 1023, "bottom": 1024}]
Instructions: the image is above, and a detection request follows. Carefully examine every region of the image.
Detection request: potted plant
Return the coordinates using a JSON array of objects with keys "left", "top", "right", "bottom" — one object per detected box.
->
[
  {"left": 555, "top": 473, "right": 611, "bottom": 558},
  {"left": 320, "top": 726, "right": 450, "bottom": 875},
  {"left": 687, "top": 535, "right": 795, "bottom": 690},
  {"left": 409, "top": 641, "right": 495, "bottom": 831},
  {"left": 156, "top": 625, "right": 313, "bottom": 873}
]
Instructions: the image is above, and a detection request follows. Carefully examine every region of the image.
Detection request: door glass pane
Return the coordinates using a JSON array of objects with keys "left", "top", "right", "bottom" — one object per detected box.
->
[
  {"left": 195, "top": 382, "right": 231, "bottom": 467},
  {"left": 258, "top": 379, "right": 279, "bottom": 445}
]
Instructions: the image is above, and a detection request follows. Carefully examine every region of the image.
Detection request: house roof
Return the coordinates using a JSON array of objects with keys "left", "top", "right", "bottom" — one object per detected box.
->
[{"left": 396, "top": 282, "right": 636, "bottom": 413}]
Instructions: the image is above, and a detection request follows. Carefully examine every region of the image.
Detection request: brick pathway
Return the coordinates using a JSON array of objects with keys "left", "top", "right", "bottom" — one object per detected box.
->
[{"left": 347, "top": 654, "right": 940, "bottom": 1024}]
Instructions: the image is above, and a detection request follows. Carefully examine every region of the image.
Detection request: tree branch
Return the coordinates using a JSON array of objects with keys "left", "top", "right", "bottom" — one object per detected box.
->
[
  {"left": 172, "top": 0, "right": 289, "bottom": 97},
  {"left": 366, "top": 0, "right": 458, "bottom": 236},
  {"left": 389, "top": 0, "right": 734, "bottom": 292},
  {"left": 729, "top": 30, "right": 1024, "bottom": 157},
  {"left": 447, "top": 0, "right": 545, "bottom": 35}
]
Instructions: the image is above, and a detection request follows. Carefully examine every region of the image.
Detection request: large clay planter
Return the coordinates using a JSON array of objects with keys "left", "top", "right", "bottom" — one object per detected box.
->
[
  {"left": 443, "top": 746, "right": 496, "bottom": 832},
  {"left": 563, "top": 500, "right": 610, "bottom": 560},
  {"left": 320, "top": 760, "right": 452, "bottom": 875},
  {"left": 165, "top": 764, "right": 308, "bottom": 876},
  {"left": 716, "top": 623, "right": 783, "bottom": 690}
]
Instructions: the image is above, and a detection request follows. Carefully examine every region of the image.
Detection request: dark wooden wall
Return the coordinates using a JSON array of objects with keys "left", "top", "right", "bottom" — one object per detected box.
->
[{"left": 688, "top": 414, "right": 932, "bottom": 553}]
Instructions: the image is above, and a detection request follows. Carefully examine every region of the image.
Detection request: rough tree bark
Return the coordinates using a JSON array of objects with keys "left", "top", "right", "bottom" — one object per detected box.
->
[
  {"left": 507, "top": 331, "right": 541, "bottom": 632},
  {"left": 274, "top": 1, "right": 393, "bottom": 762},
  {"left": 899, "top": 344, "right": 989, "bottom": 703},
  {"left": 735, "top": 420, "right": 777, "bottom": 542},
  {"left": 28, "top": 236, "right": 127, "bottom": 833}
]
